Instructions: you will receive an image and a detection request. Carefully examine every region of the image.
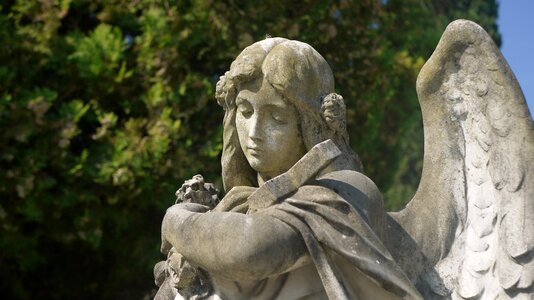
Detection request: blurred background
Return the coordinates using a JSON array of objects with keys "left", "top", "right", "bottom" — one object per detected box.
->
[{"left": 0, "top": 0, "right": 519, "bottom": 299}]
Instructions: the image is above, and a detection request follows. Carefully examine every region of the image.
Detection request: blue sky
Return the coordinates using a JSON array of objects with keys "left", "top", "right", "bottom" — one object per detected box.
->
[{"left": 498, "top": 1, "right": 534, "bottom": 115}]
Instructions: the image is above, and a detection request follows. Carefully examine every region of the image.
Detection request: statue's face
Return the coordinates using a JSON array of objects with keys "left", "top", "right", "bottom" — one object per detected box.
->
[{"left": 235, "top": 77, "right": 306, "bottom": 180}]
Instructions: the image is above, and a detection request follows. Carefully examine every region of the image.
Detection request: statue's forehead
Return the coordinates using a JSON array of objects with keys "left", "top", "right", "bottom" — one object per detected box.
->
[{"left": 236, "top": 78, "right": 287, "bottom": 108}]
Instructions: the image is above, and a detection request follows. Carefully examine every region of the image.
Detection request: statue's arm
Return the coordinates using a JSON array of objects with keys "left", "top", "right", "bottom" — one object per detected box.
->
[{"left": 162, "top": 204, "right": 308, "bottom": 281}]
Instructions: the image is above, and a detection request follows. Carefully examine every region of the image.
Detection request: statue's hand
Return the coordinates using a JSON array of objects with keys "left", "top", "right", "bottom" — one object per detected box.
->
[
  {"left": 213, "top": 186, "right": 257, "bottom": 213},
  {"left": 161, "top": 203, "right": 210, "bottom": 254},
  {"left": 172, "top": 202, "right": 210, "bottom": 213}
]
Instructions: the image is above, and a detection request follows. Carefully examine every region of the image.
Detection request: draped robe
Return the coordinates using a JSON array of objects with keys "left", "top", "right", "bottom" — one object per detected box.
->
[{"left": 210, "top": 170, "right": 422, "bottom": 300}]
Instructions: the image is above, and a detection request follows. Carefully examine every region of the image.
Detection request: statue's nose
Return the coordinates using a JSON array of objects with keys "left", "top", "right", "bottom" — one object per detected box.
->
[{"left": 248, "top": 114, "right": 263, "bottom": 142}]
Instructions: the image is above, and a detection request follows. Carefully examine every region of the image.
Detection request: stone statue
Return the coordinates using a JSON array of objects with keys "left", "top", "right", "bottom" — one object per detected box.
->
[{"left": 154, "top": 20, "right": 534, "bottom": 299}]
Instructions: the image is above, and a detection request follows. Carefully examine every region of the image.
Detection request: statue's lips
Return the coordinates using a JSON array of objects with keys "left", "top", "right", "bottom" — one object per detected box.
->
[{"left": 246, "top": 146, "right": 262, "bottom": 156}]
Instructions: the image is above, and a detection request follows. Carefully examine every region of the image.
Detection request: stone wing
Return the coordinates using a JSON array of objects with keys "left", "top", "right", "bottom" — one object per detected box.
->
[{"left": 387, "top": 20, "right": 534, "bottom": 299}]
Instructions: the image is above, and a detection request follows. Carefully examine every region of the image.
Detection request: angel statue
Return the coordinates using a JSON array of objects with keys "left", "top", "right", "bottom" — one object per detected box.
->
[{"left": 154, "top": 20, "right": 533, "bottom": 300}]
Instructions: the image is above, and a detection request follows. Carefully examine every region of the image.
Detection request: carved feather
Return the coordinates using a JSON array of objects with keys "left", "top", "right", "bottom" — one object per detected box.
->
[{"left": 389, "top": 20, "right": 534, "bottom": 299}]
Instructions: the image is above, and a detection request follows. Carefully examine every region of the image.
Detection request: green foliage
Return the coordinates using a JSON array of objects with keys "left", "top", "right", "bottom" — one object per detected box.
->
[
  {"left": 68, "top": 23, "right": 128, "bottom": 78},
  {"left": 0, "top": 0, "right": 499, "bottom": 298}
]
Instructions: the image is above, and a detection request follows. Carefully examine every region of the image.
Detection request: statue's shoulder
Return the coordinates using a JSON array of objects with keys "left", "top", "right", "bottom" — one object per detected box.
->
[
  {"left": 315, "top": 170, "right": 382, "bottom": 205},
  {"left": 314, "top": 170, "right": 386, "bottom": 236}
]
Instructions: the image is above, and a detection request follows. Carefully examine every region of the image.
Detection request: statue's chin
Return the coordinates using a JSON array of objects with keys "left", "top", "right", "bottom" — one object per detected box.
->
[
  {"left": 245, "top": 154, "right": 263, "bottom": 170},
  {"left": 248, "top": 161, "right": 267, "bottom": 176},
  {"left": 246, "top": 157, "right": 279, "bottom": 180}
]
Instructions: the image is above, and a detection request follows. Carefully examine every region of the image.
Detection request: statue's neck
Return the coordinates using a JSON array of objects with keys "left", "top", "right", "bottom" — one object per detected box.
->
[
  {"left": 256, "top": 168, "right": 291, "bottom": 186},
  {"left": 257, "top": 173, "right": 269, "bottom": 186},
  {"left": 255, "top": 154, "right": 305, "bottom": 186}
]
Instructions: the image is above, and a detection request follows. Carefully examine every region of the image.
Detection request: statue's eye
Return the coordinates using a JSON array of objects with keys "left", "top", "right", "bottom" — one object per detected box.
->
[
  {"left": 238, "top": 104, "right": 253, "bottom": 118},
  {"left": 271, "top": 111, "right": 287, "bottom": 123}
]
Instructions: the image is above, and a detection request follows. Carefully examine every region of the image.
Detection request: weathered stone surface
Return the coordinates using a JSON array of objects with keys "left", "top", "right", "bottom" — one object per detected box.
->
[
  {"left": 155, "top": 19, "right": 534, "bottom": 300},
  {"left": 157, "top": 37, "right": 421, "bottom": 300},
  {"left": 389, "top": 20, "right": 534, "bottom": 299},
  {"left": 247, "top": 139, "right": 341, "bottom": 212}
]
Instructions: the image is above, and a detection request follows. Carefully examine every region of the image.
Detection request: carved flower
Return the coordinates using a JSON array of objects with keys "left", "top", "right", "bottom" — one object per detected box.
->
[
  {"left": 215, "top": 72, "right": 236, "bottom": 109},
  {"left": 321, "top": 93, "right": 347, "bottom": 134},
  {"left": 175, "top": 174, "right": 219, "bottom": 208}
]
